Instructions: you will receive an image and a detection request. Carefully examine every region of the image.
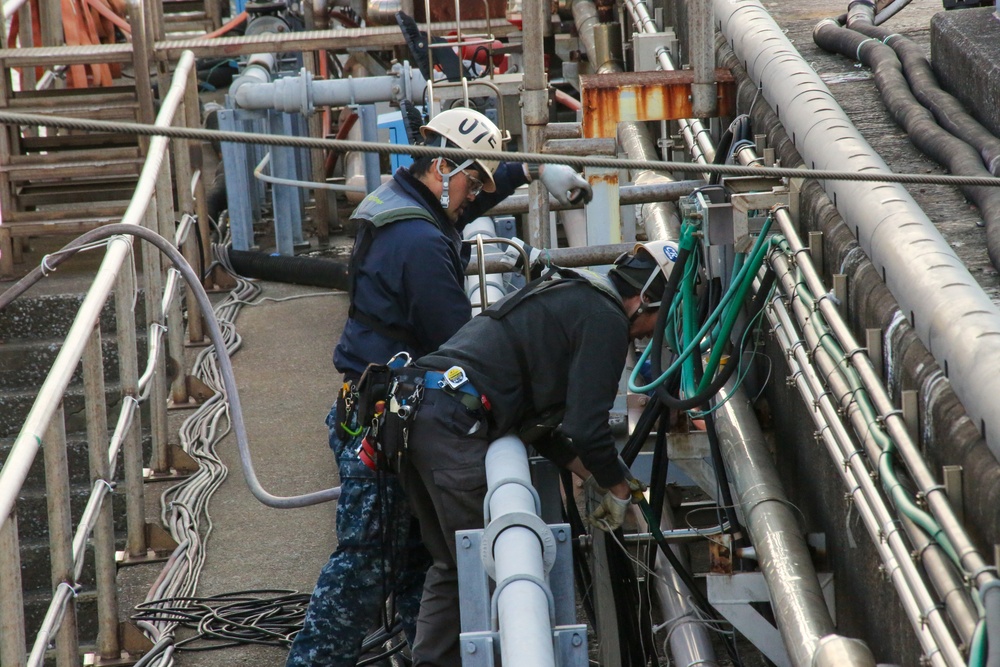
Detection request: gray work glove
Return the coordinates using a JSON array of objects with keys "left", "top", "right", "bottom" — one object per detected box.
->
[
  {"left": 588, "top": 491, "right": 631, "bottom": 532},
  {"left": 539, "top": 164, "right": 593, "bottom": 206},
  {"left": 587, "top": 477, "right": 646, "bottom": 532}
]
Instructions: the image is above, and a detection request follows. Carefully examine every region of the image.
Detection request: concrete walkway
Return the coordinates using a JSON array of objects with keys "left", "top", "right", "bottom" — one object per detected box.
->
[{"left": 119, "top": 279, "right": 347, "bottom": 667}]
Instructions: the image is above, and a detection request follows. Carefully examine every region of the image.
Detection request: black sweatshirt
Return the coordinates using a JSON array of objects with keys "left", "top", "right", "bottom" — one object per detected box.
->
[{"left": 418, "top": 281, "right": 629, "bottom": 489}]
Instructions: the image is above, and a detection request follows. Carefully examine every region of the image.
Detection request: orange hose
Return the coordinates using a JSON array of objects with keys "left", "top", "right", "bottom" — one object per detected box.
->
[
  {"left": 203, "top": 10, "right": 247, "bottom": 38},
  {"left": 80, "top": 0, "right": 130, "bottom": 36}
]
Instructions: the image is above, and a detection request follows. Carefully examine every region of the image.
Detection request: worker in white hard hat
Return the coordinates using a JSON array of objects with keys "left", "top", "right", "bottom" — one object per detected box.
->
[{"left": 287, "top": 106, "right": 593, "bottom": 667}]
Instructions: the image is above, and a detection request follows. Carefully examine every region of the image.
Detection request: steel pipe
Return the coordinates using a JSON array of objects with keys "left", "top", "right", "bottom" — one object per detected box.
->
[
  {"left": 713, "top": 380, "right": 876, "bottom": 667},
  {"left": 766, "top": 262, "right": 963, "bottom": 666},
  {"left": 771, "top": 207, "right": 988, "bottom": 642},
  {"left": 486, "top": 179, "right": 703, "bottom": 216},
  {"left": 82, "top": 329, "right": 120, "bottom": 660},
  {"left": 0, "top": 51, "right": 194, "bottom": 534},
  {"left": 764, "top": 291, "right": 954, "bottom": 667}
]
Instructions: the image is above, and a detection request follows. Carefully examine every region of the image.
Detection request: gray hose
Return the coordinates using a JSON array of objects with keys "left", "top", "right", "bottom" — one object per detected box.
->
[
  {"left": 814, "top": 15, "right": 1000, "bottom": 271},
  {"left": 983, "top": 580, "right": 1000, "bottom": 667},
  {"left": 845, "top": 0, "right": 1000, "bottom": 175}
]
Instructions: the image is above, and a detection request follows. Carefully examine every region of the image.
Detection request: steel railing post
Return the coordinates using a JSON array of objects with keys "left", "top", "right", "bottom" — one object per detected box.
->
[
  {"left": 82, "top": 328, "right": 121, "bottom": 660},
  {"left": 0, "top": 511, "right": 26, "bottom": 667},
  {"left": 42, "top": 405, "right": 79, "bottom": 667},
  {"left": 115, "top": 250, "right": 148, "bottom": 558}
]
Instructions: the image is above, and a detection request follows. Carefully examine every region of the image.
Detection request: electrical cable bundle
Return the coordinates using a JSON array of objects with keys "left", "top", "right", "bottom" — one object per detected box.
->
[{"left": 131, "top": 243, "right": 262, "bottom": 667}]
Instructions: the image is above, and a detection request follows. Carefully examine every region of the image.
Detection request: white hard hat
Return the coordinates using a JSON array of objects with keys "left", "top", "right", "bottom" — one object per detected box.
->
[
  {"left": 420, "top": 108, "right": 502, "bottom": 193},
  {"left": 634, "top": 239, "right": 680, "bottom": 282}
]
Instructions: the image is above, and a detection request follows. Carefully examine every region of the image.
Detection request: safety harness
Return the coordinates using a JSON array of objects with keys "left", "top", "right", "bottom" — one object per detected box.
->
[{"left": 481, "top": 265, "right": 625, "bottom": 442}]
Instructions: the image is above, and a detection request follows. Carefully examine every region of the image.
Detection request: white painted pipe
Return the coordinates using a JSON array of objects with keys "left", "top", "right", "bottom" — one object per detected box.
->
[{"left": 485, "top": 436, "right": 556, "bottom": 667}]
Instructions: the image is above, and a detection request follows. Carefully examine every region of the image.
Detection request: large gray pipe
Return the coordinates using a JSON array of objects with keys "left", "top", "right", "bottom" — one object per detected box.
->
[
  {"left": 714, "top": 382, "right": 876, "bottom": 667},
  {"left": 714, "top": 0, "right": 1000, "bottom": 463}
]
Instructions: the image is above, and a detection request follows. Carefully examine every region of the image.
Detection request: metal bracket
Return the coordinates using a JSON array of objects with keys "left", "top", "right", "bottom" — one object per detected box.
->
[
  {"left": 458, "top": 631, "right": 497, "bottom": 667},
  {"left": 708, "top": 571, "right": 836, "bottom": 667},
  {"left": 729, "top": 186, "right": 790, "bottom": 253},
  {"left": 633, "top": 30, "right": 676, "bottom": 72}
]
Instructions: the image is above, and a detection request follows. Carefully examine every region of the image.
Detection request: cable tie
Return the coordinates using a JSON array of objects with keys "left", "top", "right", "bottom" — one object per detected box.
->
[
  {"left": 40, "top": 254, "right": 58, "bottom": 276},
  {"left": 815, "top": 290, "right": 841, "bottom": 307},
  {"left": 97, "top": 479, "right": 115, "bottom": 493},
  {"left": 922, "top": 483, "right": 946, "bottom": 495},
  {"left": 845, "top": 345, "right": 867, "bottom": 359},
  {"left": 878, "top": 408, "right": 903, "bottom": 423},
  {"left": 845, "top": 448, "right": 866, "bottom": 464},
  {"left": 57, "top": 581, "right": 80, "bottom": 598},
  {"left": 881, "top": 33, "right": 902, "bottom": 45}
]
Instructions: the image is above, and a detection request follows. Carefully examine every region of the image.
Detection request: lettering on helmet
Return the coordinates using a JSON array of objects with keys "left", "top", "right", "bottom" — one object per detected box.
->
[{"left": 458, "top": 118, "right": 498, "bottom": 148}]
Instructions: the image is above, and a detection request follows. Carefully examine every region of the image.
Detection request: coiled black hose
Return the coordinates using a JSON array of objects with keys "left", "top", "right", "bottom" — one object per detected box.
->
[
  {"left": 227, "top": 248, "right": 350, "bottom": 291},
  {"left": 814, "top": 15, "right": 1000, "bottom": 271},
  {"left": 845, "top": 0, "right": 1000, "bottom": 175}
]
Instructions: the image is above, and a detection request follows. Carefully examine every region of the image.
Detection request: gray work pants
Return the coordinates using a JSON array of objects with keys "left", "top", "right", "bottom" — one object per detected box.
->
[{"left": 399, "top": 388, "right": 491, "bottom": 667}]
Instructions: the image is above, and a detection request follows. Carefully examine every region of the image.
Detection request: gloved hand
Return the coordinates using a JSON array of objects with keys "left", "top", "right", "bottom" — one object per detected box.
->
[
  {"left": 539, "top": 164, "right": 593, "bottom": 206},
  {"left": 588, "top": 491, "right": 631, "bottom": 532}
]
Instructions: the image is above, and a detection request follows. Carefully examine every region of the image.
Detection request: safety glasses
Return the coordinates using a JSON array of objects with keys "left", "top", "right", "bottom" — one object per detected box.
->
[{"left": 462, "top": 170, "right": 484, "bottom": 198}]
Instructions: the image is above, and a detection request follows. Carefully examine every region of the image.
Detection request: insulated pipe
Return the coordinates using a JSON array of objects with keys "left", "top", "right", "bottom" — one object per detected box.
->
[
  {"left": 484, "top": 436, "right": 557, "bottom": 667},
  {"left": 813, "top": 16, "right": 1000, "bottom": 271},
  {"left": 713, "top": 380, "right": 877, "bottom": 667},
  {"left": 232, "top": 64, "right": 427, "bottom": 114},
  {"left": 572, "top": 0, "right": 682, "bottom": 242},
  {"left": 844, "top": 1, "right": 1000, "bottom": 176},
  {"left": 714, "top": 0, "right": 1000, "bottom": 469}
]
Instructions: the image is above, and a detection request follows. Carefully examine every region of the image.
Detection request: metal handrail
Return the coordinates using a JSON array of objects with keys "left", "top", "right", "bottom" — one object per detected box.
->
[{"left": 0, "top": 49, "right": 198, "bottom": 667}]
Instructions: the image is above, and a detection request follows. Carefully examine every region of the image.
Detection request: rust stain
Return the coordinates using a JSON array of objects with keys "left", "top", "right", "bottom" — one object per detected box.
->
[
  {"left": 588, "top": 172, "right": 618, "bottom": 185},
  {"left": 582, "top": 68, "right": 737, "bottom": 137}
]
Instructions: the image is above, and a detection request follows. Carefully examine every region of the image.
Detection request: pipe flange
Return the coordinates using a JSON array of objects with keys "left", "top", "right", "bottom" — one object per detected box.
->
[
  {"left": 297, "top": 67, "right": 313, "bottom": 116},
  {"left": 480, "top": 510, "right": 556, "bottom": 580}
]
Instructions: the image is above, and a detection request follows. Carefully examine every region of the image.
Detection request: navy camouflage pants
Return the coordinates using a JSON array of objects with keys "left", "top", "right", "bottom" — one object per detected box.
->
[{"left": 285, "top": 404, "right": 431, "bottom": 666}]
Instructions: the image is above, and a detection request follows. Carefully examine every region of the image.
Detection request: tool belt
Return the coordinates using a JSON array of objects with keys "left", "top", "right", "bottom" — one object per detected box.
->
[{"left": 353, "top": 360, "right": 491, "bottom": 473}]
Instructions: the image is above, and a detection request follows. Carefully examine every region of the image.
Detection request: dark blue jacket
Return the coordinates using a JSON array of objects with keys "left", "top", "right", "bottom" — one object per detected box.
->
[{"left": 333, "top": 163, "right": 527, "bottom": 377}]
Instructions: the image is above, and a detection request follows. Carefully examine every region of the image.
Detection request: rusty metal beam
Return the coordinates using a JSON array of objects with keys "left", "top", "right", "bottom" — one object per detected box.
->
[{"left": 580, "top": 67, "right": 736, "bottom": 138}]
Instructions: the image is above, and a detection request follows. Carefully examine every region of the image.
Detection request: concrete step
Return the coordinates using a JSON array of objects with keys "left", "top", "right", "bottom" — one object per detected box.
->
[
  {"left": 0, "top": 384, "right": 132, "bottom": 439},
  {"left": 0, "top": 292, "right": 145, "bottom": 342},
  {"left": 0, "top": 431, "right": 152, "bottom": 493},
  {"left": 16, "top": 500, "right": 128, "bottom": 591},
  {"left": 0, "top": 335, "right": 148, "bottom": 393}
]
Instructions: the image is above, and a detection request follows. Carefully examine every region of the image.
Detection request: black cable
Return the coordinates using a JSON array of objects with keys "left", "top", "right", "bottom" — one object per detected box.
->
[
  {"left": 605, "top": 528, "right": 659, "bottom": 666},
  {"left": 560, "top": 468, "right": 598, "bottom": 629},
  {"left": 620, "top": 396, "right": 664, "bottom": 466}
]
